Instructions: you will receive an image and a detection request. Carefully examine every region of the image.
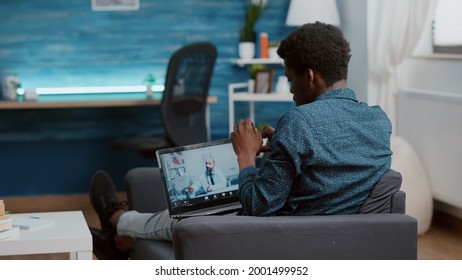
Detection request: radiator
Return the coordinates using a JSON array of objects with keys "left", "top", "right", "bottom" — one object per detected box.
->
[{"left": 397, "top": 89, "right": 462, "bottom": 208}]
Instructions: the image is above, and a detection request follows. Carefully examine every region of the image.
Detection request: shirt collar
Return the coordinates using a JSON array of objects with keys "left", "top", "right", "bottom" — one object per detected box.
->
[{"left": 314, "top": 88, "right": 357, "bottom": 102}]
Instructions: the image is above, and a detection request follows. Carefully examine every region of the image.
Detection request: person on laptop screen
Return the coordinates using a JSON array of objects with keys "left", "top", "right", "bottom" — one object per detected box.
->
[
  {"left": 199, "top": 157, "right": 227, "bottom": 193},
  {"left": 181, "top": 156, "right": 227, "bottom": 198},
  {"left": 89, "top": 22, "right": 392, "bottom": 259}
]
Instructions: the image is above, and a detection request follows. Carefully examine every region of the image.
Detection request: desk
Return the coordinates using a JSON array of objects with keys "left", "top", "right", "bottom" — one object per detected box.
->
[
  {"left": 0, "top": 211, "right": 92, "bottom": 260},
  {"left": 228, "top": 83, "right": 293, "bottom": 132},
  {"left": 0, "top": 93, "right": 218, "bottom": 110},
  {"left": 0, "top": 94, "right": 218, "bottom": 141}
]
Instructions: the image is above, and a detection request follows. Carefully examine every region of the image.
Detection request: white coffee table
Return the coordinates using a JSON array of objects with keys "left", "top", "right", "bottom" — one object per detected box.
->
[{"left": 0, "top": 211, "right": 92, "bottom": 260}]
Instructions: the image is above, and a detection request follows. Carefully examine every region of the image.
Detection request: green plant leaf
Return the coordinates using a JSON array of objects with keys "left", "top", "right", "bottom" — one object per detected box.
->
[
  {"left": 248, "top": 64, "right": 266, "bottom": 79},
  {"left": 240, "top": 0, "right": 267, "bottom": 42},
  {"left": 143, "top": 74, "right": 156, "bottom": 84}
]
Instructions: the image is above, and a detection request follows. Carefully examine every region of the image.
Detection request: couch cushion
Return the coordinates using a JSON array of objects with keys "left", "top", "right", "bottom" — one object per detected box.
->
[{"left": 358, "top": 169, "right": 402, "bottom": 214}]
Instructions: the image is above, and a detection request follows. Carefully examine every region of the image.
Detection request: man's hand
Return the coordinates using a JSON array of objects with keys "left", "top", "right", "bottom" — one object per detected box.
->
[
  {"left": 259, "top": 125, "right": 275, "bottom": 153},
  {"left": 230, "top": 118, "right": 263, "bottom": 170}
]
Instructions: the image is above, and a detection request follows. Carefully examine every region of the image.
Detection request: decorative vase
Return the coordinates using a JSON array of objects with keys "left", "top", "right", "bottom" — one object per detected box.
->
[
  {"left": 276, "top": 76, "right": 290, "bottom": 94},
  {"left": 238, "top": 42, "right": 255, "bottom": 60},
  {"left": 269, "top": 47, "right": 279, "bottom": 60},
  {"left": 145, "top": 86, "right": 153, "bottom": 98}
]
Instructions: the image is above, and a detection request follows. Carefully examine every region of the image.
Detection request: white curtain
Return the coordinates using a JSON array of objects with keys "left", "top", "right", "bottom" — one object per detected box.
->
[{"left": 367, "top": 0, "right": 437, "bottom": 130}]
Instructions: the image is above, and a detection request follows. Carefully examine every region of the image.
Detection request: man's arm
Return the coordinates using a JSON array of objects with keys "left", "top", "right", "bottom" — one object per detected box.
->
[
  {"left": 231, "top": 113, "right": 306, "bottom": 216},
  {"left": 230, "top": 118, "right": 263, "bottom": 170}
]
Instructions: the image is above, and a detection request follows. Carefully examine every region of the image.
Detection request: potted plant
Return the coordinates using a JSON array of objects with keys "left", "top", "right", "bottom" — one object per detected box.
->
[{"left": 238, "top": 0, "right": 267, "bottom": 59}]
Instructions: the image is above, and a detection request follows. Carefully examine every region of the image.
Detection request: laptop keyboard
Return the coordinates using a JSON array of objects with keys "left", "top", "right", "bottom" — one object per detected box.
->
[{"left": 174, "top": 202, "right": 241, "bottom": 218}]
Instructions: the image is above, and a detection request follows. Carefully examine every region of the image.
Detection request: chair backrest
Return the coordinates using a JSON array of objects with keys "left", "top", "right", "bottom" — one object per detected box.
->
[
  {"left": 161, "top": 42, "right": 217, "bottom": 147},
  {"left": 358, "top": 169, "right": 405, "bottom": 214}
]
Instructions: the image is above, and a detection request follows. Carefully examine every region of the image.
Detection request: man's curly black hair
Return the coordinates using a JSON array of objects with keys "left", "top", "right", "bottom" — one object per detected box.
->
[{"left": 277, "top": 22, "right": 351, "bottom": 87}]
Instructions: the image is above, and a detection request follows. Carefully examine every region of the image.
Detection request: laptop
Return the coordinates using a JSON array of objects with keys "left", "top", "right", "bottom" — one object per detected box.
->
[{"left": 156, "top": 139, "right": 242, "bottom": 219}]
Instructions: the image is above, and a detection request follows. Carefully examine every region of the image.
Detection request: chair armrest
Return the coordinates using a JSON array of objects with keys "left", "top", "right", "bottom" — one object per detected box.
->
[{"left": 173, "top": 214, "right": 417, "bottom": 260}]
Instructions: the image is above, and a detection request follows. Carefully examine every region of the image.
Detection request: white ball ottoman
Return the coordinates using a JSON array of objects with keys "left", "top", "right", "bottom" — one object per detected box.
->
[{"left": 391, "top": 136, "right": 433, "bottom": 235}]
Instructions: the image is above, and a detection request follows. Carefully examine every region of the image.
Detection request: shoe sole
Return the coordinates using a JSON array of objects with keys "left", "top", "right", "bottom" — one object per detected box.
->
[{"left": 89, "top": 170, "right": 115, "bottom": 230}]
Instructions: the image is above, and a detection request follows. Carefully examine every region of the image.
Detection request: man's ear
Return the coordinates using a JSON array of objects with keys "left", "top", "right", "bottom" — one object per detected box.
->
[{"left": 305, "top": 69, "right": 315, "bottom": 85}]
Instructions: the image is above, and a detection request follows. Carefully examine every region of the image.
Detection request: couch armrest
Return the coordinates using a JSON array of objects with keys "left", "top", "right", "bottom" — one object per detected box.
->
[
  {"left": 124, "top": 167, "right": 167, "bottom": 213},
  {"left": 173, "top": 214, "right": 417, "bottom": 260},
  {"left": 131, "top": 239, "right": 175, "bottom": 260},
  {"left": 125, "top": 167, "right": 175, "bottom": 260}
]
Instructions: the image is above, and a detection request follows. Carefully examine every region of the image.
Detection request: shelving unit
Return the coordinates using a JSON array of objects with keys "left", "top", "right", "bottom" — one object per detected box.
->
[
  {"left": 232, "top": 58, "right": 284, "bottom": 67},
  {"left": 228, "top": 58, "right": 291, "bottom": 132},
  {"left": 228, "top": 82, "right": 293, "bottom": 132}
]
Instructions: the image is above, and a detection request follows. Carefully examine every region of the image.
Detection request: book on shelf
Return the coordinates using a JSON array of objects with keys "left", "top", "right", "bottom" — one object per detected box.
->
[{"left": 259, "top": 32, "right": 269, "bottom": 59}]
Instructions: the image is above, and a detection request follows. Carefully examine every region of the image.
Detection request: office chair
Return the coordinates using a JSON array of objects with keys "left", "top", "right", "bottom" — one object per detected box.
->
[{"left": 112, "top": 42, "right": 218, "bottom": 158}]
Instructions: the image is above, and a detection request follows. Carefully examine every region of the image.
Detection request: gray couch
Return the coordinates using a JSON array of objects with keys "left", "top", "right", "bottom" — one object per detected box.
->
[{"left": 124, "top": 167, "right": 418, "bottom": 260}]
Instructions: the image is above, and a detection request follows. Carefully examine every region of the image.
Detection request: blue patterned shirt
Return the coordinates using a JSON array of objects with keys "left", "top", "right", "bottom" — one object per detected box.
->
[{"left": 238, "top": 88, "right": 392, "bottom": 216}]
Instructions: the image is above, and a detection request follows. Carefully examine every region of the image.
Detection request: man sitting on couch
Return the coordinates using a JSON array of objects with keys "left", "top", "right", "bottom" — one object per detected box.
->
[{"left": 89, "top": 22, "right": 392, "bottom": 259}]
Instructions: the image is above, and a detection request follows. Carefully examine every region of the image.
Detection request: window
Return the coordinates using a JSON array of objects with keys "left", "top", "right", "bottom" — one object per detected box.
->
[{"left": 433, "top": 0, "right": 462, "bottom": 54}]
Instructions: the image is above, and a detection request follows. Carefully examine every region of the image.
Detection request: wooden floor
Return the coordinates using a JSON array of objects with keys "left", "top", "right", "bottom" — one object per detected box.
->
[
  {"left": 417, "top": 210, "right": 462, "bottom": 260},
  {"left": 1, "top": 194, "right": 462, "bottom": 260}
]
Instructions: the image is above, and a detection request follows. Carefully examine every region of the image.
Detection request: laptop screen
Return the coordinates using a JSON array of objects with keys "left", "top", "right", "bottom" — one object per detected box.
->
[{"left": 156, "top": 139, "right": 240, "bottom": 216}]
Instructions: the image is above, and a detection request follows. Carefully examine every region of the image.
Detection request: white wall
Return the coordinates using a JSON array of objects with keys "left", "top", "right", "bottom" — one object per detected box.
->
[
  {"left": 338, "top": 0, "right": 369, "bottom": 102},
  {"left": 399, "top": 57, "right": 462, "bottom": 94},
  {"left": 397, "top": 38, "right": 462, "bottom": 216}
]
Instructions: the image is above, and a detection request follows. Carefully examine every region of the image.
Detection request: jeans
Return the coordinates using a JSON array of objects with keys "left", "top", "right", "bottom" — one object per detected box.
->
[{"left": 116, "top": 209, "right": 178, "bottom": 241}]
